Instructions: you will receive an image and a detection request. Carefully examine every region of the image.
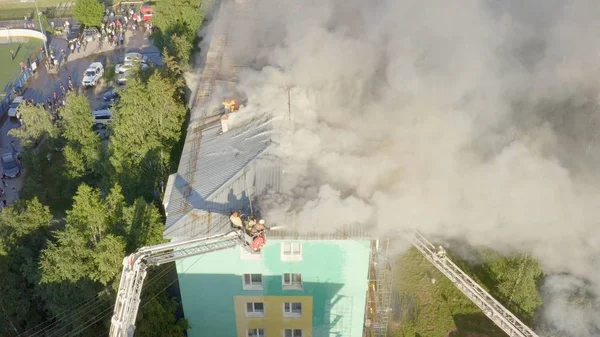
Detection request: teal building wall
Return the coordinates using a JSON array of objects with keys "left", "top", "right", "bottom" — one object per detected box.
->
[{"left": 176, "top": 239, "right": 371, "bottom": 337}]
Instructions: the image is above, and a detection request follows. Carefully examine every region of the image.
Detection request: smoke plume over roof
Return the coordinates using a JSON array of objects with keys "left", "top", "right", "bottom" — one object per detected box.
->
[{"left": 210, "top": 0, "right": 600, "bottom": 335}]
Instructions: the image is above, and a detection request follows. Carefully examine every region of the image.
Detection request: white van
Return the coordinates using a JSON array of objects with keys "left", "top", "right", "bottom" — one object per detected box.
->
[
  {"left": 8, "top": 96, "right": 23, "bottom": 118},
  {"left": 92, "top": 109, "right": 112, "bottom": 125}
]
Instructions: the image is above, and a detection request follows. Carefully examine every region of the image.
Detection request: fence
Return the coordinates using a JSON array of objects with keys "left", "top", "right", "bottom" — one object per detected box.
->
[
  {"left": 0, "top": 3, "right": 73, "bottom": 21},
  {"left": 0, "top": 43, "right": 46, "bottom": 117}
]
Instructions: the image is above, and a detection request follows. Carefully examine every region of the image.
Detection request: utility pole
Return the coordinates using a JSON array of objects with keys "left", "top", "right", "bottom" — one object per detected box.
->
[
  {"left": 34, "top": 1, "right": 49, "bottom": 58},
  {"left": 287, "top": 87, "right": 291, "bottom": 121}
]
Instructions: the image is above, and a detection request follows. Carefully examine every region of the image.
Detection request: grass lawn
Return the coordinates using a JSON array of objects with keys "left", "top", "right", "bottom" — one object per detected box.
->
[
  {"left": 0, "top": 0, "right": 71, "bottom": 9},
  {"left": 389, "top": 248, "right": 509, "bottom": 337},
  {"left": 0, "top": 39, "right": 43, "bottom": 94}
]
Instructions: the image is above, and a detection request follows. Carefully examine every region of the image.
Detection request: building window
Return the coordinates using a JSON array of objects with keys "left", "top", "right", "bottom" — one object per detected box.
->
[
  {"left": 248, "top": 328, "right": 265, "bottom": 337},
  {"left": 282, "top": 273, "right": 303, "bottom": 290},
  {"left": 284, "top": 329, "right": 302, "bottom": 337},
  {"left": 283, "top": 302, "right": 302, "bottom": 317},
  {"left": 246, "top": 302, "right": 265, "bottom": 317},
  {"left": 243, "top": 274, "right": 263, "bottom": 290},
  {"left": 281, "top": 242, "right": 302, "bottom": 261}
]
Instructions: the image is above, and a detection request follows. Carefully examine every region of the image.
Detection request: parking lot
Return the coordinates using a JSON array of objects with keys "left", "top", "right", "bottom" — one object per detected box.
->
[{"left": 0, "top": 27, "right": 161, "bottom": 207}]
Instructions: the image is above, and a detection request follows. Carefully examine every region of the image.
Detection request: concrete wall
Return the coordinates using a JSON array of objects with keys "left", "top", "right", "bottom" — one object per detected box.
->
[
  {"left": 0, "top": 28, "right": 47, "bottom": 43},
  {"left": 177, "top": 239, "right": 371, "bottom": 337}
]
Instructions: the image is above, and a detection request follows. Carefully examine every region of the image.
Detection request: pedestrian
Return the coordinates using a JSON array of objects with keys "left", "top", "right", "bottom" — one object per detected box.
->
[
  {"left": 19, "top": 62, "right": 24, "bottom": 72},
  {"left": 9, "top": 49, "right": 14, "bottom": 60},
  {"left": 83, "top": 39, "right": 88, "bottom": 52},
  {"left": 1, "top": 173, "right": 7, "bottom": 187},
  {"left": 119, "top": 34, "right": 124, "bottom": 46},
  {"left": 61, "top": 49, "right": 67, "bottom": 63},
  {"left": 76, "top": 40, "right": 81, "bottom": 53},
  {"left": 60, "top": 83, "right": 66, "bottom": 95},
  {"left": 3, "top": 200, "right": 7, "bottom": 207},
  {"left": 53, "top": 91, "right": 58, "bottom": 104},
  {"left": 70, "top": 43, "right": 75, "bottom": 54}
]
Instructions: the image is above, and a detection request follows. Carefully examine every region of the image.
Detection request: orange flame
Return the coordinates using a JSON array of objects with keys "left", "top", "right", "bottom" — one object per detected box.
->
[{"left": 222, "top": 100, "right": 239, "bottom": 112}]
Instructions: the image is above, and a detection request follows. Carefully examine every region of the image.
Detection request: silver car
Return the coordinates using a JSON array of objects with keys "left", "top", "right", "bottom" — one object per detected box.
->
[{"left": 1, "top": 153, "right": 20, "bottom": 178}]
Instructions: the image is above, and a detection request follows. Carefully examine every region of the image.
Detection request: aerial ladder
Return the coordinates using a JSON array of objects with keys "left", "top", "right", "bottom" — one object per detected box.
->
[
  {"left": 109, "top": 228, "right": 260, "bottom": 337},
  {"left": 413, "top": 231, "right": 541, "bottom": 337},
  {"left": 108, "top": 228, "right": 541, "bottom": 337}
]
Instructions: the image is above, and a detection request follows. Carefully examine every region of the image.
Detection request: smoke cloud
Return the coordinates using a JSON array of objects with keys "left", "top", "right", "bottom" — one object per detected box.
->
[{"left": 207, "top": 0, "right": 600, "bottom": 335}]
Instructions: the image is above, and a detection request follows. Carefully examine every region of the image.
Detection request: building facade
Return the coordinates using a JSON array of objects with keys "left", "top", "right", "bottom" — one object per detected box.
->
[{"left": 176, "top": 239, "right": 371, "bottom": 337}]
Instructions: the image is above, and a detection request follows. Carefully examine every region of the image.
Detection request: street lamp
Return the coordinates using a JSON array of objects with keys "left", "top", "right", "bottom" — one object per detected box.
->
[{"left": 34, "top": 0, "right": 49, "bottom": 58}]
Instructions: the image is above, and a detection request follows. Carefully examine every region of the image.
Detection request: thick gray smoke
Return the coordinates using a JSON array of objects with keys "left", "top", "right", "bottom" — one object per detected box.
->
[{"left": 210, "top": 0, "right": 600, "bottom": 335}]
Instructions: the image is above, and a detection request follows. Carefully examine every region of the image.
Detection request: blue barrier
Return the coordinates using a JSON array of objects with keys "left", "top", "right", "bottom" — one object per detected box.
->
[{"left": 0, "top": 48, "right": 45, "bottom": 116}]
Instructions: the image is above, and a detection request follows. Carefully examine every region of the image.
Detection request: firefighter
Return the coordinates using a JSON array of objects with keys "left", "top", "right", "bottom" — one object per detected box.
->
[{"left": 229, "top": 211, "right": 243, "bottom": 229}]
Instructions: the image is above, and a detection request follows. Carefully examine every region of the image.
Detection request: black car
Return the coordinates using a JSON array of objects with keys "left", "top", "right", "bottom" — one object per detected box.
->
[{"left": 102, "top": 88, "right": 120, "bottom": 102}]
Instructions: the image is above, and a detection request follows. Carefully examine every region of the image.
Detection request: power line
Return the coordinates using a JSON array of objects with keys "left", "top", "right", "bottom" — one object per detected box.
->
[{"left": 21, "top": 262, "right": 178, "bottom": 337}]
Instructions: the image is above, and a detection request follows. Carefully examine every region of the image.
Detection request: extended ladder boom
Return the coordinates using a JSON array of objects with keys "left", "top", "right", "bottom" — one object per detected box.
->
[
  {"left": 412, "top": 231, "right": 541, "bottom": 337},
  {"left": 109, "top": 230, "right": 249, "bottom": 337}
]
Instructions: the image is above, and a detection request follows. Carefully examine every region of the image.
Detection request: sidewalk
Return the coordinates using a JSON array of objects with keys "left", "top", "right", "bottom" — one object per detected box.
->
[{"left": 51, "top": 28, "right": 152, "bottom": 65}]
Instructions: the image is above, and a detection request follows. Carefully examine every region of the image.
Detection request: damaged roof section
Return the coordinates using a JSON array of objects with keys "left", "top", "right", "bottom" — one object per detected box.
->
[{"left": 163, "top": 113, "right": 278, "bottom": 240}]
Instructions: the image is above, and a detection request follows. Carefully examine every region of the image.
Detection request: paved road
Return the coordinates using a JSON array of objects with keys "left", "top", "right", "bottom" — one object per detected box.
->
[
  {"left": 0, "top": 27, "right": 160, "bottom": 209},
  {"left": 23, "top": 28, "right": 160, "bottom": 108},
  {"left": 0, "top": 116, "right": 23, "bottom": 208}
]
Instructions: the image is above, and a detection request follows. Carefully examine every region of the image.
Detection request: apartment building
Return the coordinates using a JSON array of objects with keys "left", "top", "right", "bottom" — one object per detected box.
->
[{"left": 162, "top": 108, "right": 392, "bottom": 336}]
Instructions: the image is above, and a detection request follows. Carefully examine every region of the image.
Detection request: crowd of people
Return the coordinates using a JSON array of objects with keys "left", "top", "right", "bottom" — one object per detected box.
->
[{"left": 17, "top": 76, "right": 75, "bottom": 125}]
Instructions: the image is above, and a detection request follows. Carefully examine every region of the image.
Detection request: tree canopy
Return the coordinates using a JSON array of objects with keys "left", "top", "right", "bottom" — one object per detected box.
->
[
  {"left": 480, "top": 251, "right": 544, "bottom": 320},
  {"left": 152, "top": 0, "right": 206, "bottom": 66},
  {"left": 60, "top": 93, "right": 102, "bottom": 179},
  {"left": 73, "top": 0, "right": 104, "bottom": 28},
  {"left": 0, "top": 47, "right": 191, "bottom": 336},
  {"left": 109, "top": 59, "right": 187, "bottom": 200},
  {"left": 9, "top": 103, "right": 57, "bottom": 147}
]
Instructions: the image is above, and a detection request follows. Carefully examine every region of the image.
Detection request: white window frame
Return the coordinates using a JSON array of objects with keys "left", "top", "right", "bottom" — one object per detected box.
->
[
  {"left": 283, "top": 302, "right": 302, "bottom": 318},
  {"left": 282, "top": 273, "right": 303, "bottom": 290},
  {"left": 246, "top": 302, "right": 265, "bottom": 317},
  {"left": 283, "top": 329, "right": 303, "bottom": 337},
  {"left": 242, "top": 274, "right": 264, "bottom": 290},
  {"left": 281, "top": 242, "right": 302, "bottom": 261},
  {"left": 241, "top": 246, "right": 262, "bottom": 260},
  {"left": 248, "top": 328, "right": 265, "bottom": 337}
]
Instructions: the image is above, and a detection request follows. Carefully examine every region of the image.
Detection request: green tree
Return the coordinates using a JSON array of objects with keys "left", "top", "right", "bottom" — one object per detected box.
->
[
  {"left": 59, "top": 93, "right": 102, "bottom": 179},
  {"left": 109, "top": 70, "right": 187, "bottom": 200},
  {"left": 136, "top": 265, "right": 189, "bottom": 337},
  {"left": 152, "top": 0, "right": 205, "bottom": 66},
  {"left": 40, "top": 184, "right": 126, "bottom": 285},
  {"left": 0, "top": 199, "right": 53, "bottom": 335},
  {"left": 73, "top": 0, "right": 104, "bottom": 28},
  {"left": 9, "top": 104, "right": 57, "bottom": 147},
  {"left": 481, "top": 251, "right": 544, "bottom": 320}
]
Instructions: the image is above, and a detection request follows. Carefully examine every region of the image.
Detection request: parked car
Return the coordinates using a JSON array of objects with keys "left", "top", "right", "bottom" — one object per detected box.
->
[
  {"left": 140, "top": 4, "right": 153, "bottom": 22},
  {"left": 1, "top": 152, "right": 20, "bottom": 178},
  {"left": 92, "top": 109, "right": 112, "bottom": 126},
  {"left": 99, "top": 101, "right": 114, "bottom": 110},
  {"left": 115, "top": 62, "right": 148, "bottom": 74},
  {"left": 67, "top": 24, "right": 83, "bottom": 43},
  {"left": 8, "top": 96, "right": 23, "bottom": 118},
  {"left": 102, "top": 88, "right": 120, "bottom": 102},
  {"left": 123, "top": 52, "right": 148, "bottom": 64},
  {"left": 82, "top": 62, "right": 104, "bottom": 87},
  {"left": 84, "top": 28, "right": 99, "bottom": 42},
  {"left": 117, "top": 71, "right": 130, "bottom": 85}
]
